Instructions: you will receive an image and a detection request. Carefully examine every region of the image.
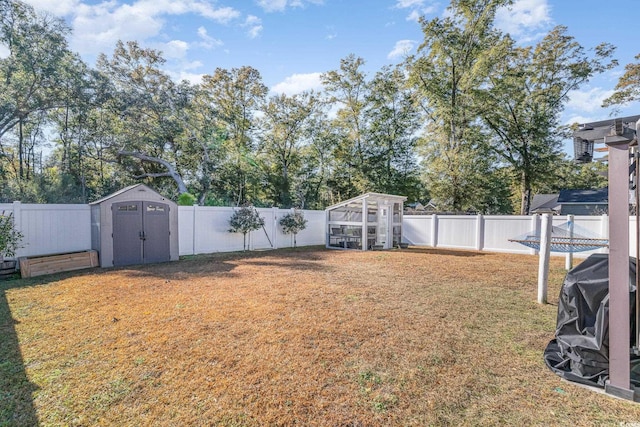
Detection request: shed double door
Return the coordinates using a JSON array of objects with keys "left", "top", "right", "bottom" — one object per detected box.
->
[{"left": 112, "top": 201, "right": 170, "bottom": 266}]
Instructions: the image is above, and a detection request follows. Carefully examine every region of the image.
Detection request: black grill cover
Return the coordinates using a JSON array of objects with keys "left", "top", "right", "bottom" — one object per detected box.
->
[{"left": 543, "top": 254, "right": 640, "bottom": 388}]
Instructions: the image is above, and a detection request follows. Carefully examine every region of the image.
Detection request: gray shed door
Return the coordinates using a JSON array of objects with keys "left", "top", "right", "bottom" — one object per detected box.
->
[
  {"left": 112, "top": 201, "right": 170, "bottom": 266},
  {"left": 142, "top": 202, "right": 171, "bottom": 264}
]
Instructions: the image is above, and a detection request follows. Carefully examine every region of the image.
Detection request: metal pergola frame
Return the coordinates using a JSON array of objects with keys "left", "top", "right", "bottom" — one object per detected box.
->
[{"left": 573, "top": 115, "right": 640, "bottom": 402}]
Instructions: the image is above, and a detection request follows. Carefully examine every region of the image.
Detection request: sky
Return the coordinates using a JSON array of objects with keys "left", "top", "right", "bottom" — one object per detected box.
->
[{"left": 14, "top": 0, "right": 640, "bottom": 153}]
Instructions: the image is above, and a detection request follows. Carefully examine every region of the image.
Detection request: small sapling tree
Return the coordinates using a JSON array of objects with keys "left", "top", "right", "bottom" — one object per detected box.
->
[
  {"left": 0, "top": 212, "right": 24, "bottom": 262},
  {"left": 177, "top": 192, "right": 197, "bottom": 206},
  {"left": 228, "top": 206, "right": 265, "bottom": 251},
  {"left": 279, "top": 210, "right": 307, "bottom": 248}
]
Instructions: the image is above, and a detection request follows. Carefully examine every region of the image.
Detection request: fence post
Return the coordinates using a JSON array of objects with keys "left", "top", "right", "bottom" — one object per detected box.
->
[
  {"left": 601, "top": 213, "right": 609, "bottom": 254},
  {"left": 272, "top": 207, "right": 279, "bottom": 249},
  {"left": 476, "top": 214, "right": 484, "bottom": 251},
  {"left": 538, "top": 213, "right": 552, "bottom": 304},
  {"left": 530, "top": 215, "right": 539, "bottom": 255},
  {"left": 12, "top": 201, "right": 22, "bottom": 258},
  {"left": 565, "top": 214, "right": 574, "bottom": 270},
  {"left": 431, "top": 214, "right": 438, "bottom": 248},
  {"left": 192, "top": 204, "right": 197, "bottom": 256}
]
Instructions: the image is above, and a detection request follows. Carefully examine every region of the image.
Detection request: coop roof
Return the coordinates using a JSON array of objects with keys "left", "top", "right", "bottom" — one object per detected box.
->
[{"left": 325, "top": 192, "right": 407, "bottom": 211}]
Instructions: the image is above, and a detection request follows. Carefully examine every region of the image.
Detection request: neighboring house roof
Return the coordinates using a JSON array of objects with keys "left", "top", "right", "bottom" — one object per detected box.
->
[
  {"left": 557, "top": 188, "right": 608, "bottom": 204},
  {"left": 530, "top": 194, "right": 560, "bottom": 213}
]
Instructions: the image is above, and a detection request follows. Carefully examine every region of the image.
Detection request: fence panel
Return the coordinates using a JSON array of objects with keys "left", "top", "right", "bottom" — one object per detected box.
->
[
  {"left": 402, "top": 216, "right": 433, "bottom": 246},
  {"left": 437, "top": 215, "right": 477, "bottom": 249},
  {"left": 483, "top": 215, "right": 535, "bottom": 254},
  {"left": 3, "top": 203, "right": 92, "bottom": 258},
  {"left": 178, "top": 206, "right": 196, "bottom": 256},
  {"left": 295, "top": 210, "right": 326, "bottom": 247},
  {"left": 193, "top": 207, "right": 244, "bottom": 254}
]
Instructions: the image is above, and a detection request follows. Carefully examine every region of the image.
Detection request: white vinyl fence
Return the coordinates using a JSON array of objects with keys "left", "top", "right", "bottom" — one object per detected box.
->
[
  {"left": 0, "top": 201, "right": 625, "bottom": 262},
  {"left": 403, "top": 214, "right": 613, "bottom": 258},
  {"left": 0, "top": 202, "right": 325, "bottom": 259},
  {"left": 177, "top": 206, "right": 325, "bottom": 256},
  {"left": 0, "top": 202, "right": 92, "bottom": 258}
]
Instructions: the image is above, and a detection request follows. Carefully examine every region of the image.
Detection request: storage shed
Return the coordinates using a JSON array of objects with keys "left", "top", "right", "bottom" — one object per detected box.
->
[
  {"left": 90, "top": 184, "right": 179, "bottom": 267},
  {"left": 326, "top": 193, "right": 406, "bottom": 250}
]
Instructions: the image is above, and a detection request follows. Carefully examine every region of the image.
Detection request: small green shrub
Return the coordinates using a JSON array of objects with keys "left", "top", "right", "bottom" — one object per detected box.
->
[
  {"left": 279, "top": 211, "right": 307, "bottom": 248},
  {"left": 0, "top": 211, "right": 24, "bottom": 260},
  {"left": 177, "top": 192, "right": 197, "bottom": 206},
  {"left": 229, "top": 206, "right": 265, "bottom": 251}
]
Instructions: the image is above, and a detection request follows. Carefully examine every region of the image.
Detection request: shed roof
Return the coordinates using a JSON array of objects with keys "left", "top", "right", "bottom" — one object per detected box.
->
[
  {"left": 89, "top": 184, "right": 169, "bottom": 205},
  {"left": 325, "top": 192, "right": 407, "bottom": 211}
]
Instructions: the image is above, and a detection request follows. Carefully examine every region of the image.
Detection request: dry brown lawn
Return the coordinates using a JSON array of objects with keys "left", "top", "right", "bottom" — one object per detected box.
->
[{"left": 2, "top": 247, "right": 640, "bottom": 426}]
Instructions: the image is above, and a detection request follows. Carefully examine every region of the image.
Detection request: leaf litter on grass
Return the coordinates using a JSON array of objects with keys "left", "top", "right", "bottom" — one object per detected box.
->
[{"left": 2, "top": 247, "right": 640, "bottom": 426}]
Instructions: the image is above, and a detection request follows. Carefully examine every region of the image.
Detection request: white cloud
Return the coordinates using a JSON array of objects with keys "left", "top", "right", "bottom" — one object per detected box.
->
[
  {"left": 495, "top": 0, "right": 552, "bottom": 38},
  {"left": 244, "top": 15, "right": 263, "bottom": 39},
  {"left": 160, "top": 40, "right": 189, "bottom": 59},
  {"left": 35, "top": 0, "right": 240, "bottom": 56},
  {"left": 393, "top": 0, "right": 436, "bottom": 22},
  {"left": 395, "top": 0, "right": 424, "bottom": 8},
  {"left": 406, "top": 10, "right": 421, "bottom": 22},
  {"left": 564, "top": 114, "right": 598, "bottom": 127},
  {"left": 325, "top": 25, "right": 337, "bottom": 40},
  {"left": 169, "top": 70, "right": 205, "bottom": 84},
  {"left": 197, "top": 26, "right": 223, "bottom": 49},
  {"left": 566, "top": 87, "right": 615, "bottom": 114},
  {"left": 271, "top": 72, "right": 323, "bottom": 95},
  {"left": 256, "top": 0, "right": 323, "bottom": 13},
  {"left": 387, "top": 39, "right": 416, "bottom": 60},
  {"left": 257, "top": 0, "right": 287, "bottom": 12},
  {"left": 0, "top": 43, "right": 9, "bottom": 59}
]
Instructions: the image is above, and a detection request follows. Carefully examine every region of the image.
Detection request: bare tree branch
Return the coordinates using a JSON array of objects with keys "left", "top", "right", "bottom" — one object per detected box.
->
[{"left": 117, "top": 150, "right": 188, "bottom": 194}]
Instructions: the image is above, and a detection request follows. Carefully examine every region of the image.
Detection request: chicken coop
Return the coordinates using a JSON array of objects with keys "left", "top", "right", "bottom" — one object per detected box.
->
[{"left": 325, "top": 193, "right": 406, "bottom": 251}]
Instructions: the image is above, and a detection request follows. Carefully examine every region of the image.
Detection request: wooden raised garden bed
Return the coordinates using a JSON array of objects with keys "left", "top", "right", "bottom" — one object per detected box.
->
[{"left": 19, "top": 250, "right": 99, "bottom": 279}]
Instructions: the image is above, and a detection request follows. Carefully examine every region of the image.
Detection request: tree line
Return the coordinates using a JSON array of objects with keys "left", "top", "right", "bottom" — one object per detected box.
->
[{"left": 2, "top": 0, "right": 630, "bottom": 214}]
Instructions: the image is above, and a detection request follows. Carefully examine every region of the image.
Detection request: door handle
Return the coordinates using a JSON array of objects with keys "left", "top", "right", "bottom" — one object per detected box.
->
[{"left": 139, "top": 231, "right": 146, "bottom": 241}]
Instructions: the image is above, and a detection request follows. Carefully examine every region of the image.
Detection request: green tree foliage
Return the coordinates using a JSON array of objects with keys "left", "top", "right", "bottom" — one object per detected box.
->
[
  {"left": 177, "top": 192, "right": 197, "bottom": 206},
  {"left": 279, "top": 210, "right": 307, "bottom": 247},
  {"left": 295, "top": 113, "right": 338, "bottom": 209},
  {"left": 408, "top": 0, "right": 510, "bottom": 213},
  {"left": 228, "top": 206, "right": 265, "bottom": 251},
  {"left": 0, "top": 0, "right": 82, "bottom": 200},
  {"left": 258, "top": 91, "right": 319, "bottom": 208},
  {"left": 535, "top": 157, "right": 608, "bottom": 193},
  {"left": 321, "top": 55, "right": 371, "bottom": 197},
  {"left": 95, "top": 41, "right": 191, "bottom": 197},
  {"left": 200, "top": 66, "right": 268, "bottom": 206},
  {"left": 603, "top": 53, "right": 640, "bottom": 108},
  {"left": 0, "top": 0, "right": 617, "bottom": 212},
  {"left": 477, "top": 26, "right": 616, "bottom": 214},
  {"left": 365, "top": 66, "right": 425, "bottom": 201}
]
